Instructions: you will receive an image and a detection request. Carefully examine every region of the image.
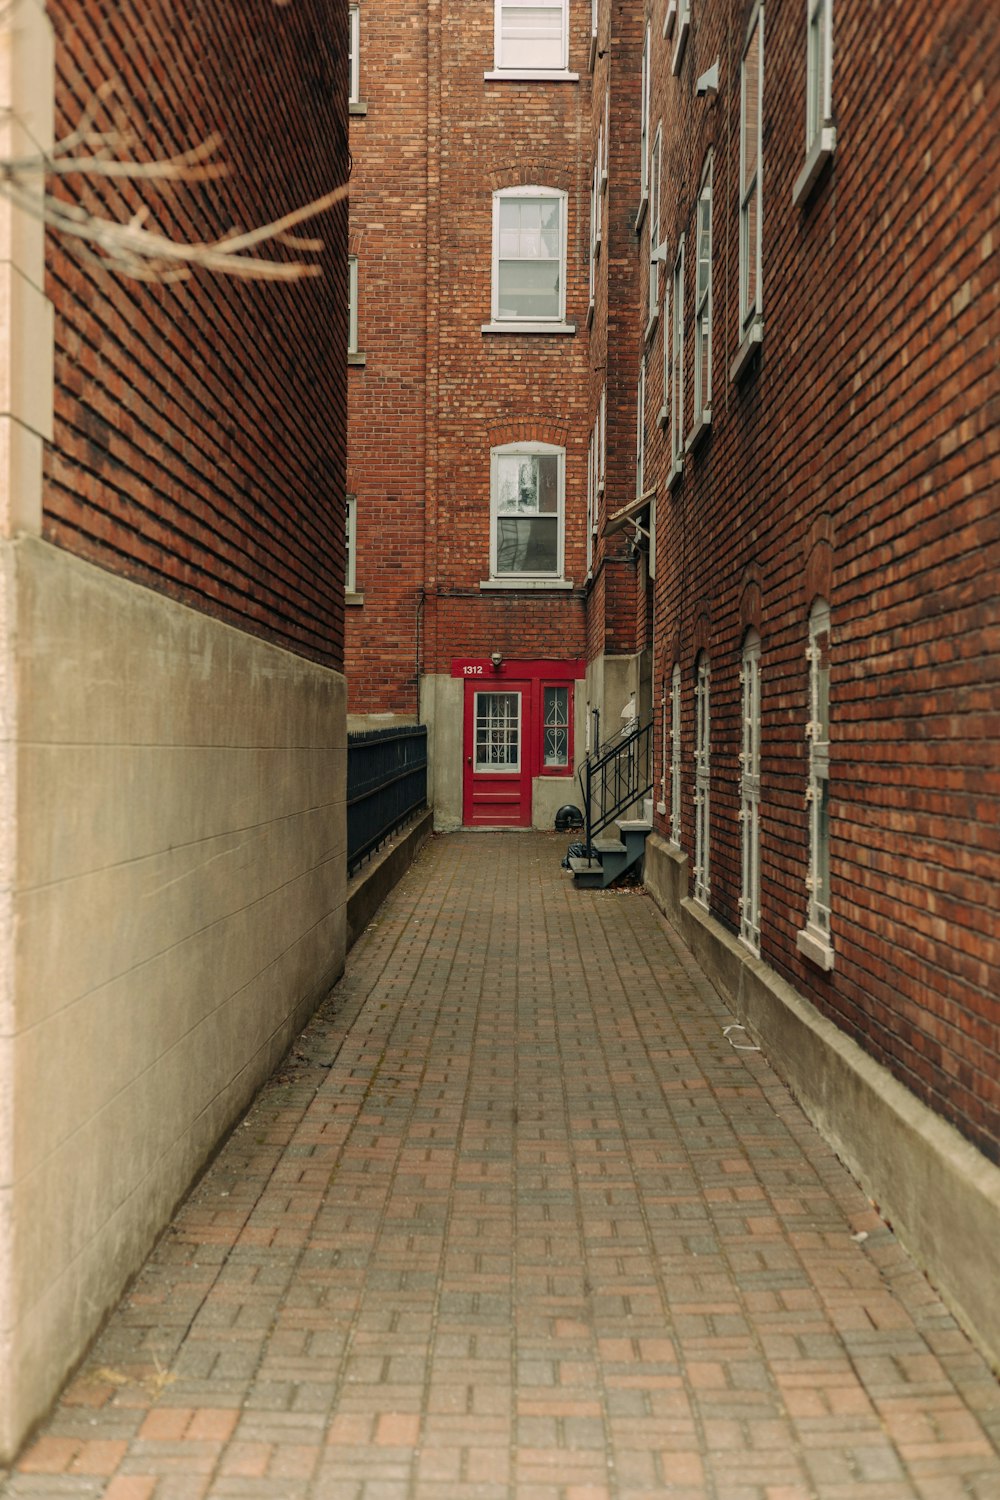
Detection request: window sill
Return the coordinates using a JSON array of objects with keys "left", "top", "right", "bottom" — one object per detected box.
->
[
  {"left": 729, "top": 317, "right": 762, "bottom": 383},
  {"left": 792, "top": 125, "right": 837, "bottom": 207},
  {"left": 656, "top": 404, "right": 668, "bottom": 431},
  {"left": 666, "top": 456, "right": 683, "bottom": 491},
  {"left": 349, "top": 100, "right": 368, "bottom": 116},
  {"left": 480, "top": 578, "right": 574, "bottom": 591},
  {"left": 634, "top": 194, "right": 648, "bottom": 235},
  {"left": 685, "top": 409, "right": 711, "bottom": 453},
  {"left": 345, "top": 591, "right": 365, "bottom": 606},
  {"left": 643, "top": 309, "right": 659, "bottom": 346},
  {"left": 656, "top": 799, "right": 667, "bottom": 816},
  {"left": 663, "top": 0, "right": 677, "bottom": 37},
  {"left": 586, "top": 300, "right": 595, "bottom": 329},
  {"left": 672, "top": 18, "right": 689, "bottom": 74},
  {"left": 796, "top": 925, "right": 834, "bottom": 972},
  {"left": 601, "top": 166, "right": 608, "bottom": 191},
  {"left": 589, "top": 31, "right": 597, "bottom": 70},
  {"left": 348, "top": 351, "right": 367, "bottom": 367},
  {"left": 481, "top": 321, "right": 576, "bottom": 336},
  {"left": 484, "top": 69, "right": 580, "bottom": 82}
]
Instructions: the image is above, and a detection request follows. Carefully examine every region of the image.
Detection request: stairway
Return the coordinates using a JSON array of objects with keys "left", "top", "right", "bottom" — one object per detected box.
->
[{"left": 569, "top": 801, "right": 653, "bottom": 889}]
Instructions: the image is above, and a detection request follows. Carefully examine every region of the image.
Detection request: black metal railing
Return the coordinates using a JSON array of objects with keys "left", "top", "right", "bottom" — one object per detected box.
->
[
  {"left": 582, "top": 718, "right": 653, "bottom": 854},
  {"left": 347, "top": 725, "right": 428, "bottom": 876}
]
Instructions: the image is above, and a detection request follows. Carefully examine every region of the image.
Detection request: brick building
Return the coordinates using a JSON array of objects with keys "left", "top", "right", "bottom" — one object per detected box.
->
[
  {"left": 0, "top": 0, "right": 350, "bottom": 1455},
  {"left": 349, "top": 0, "right": 1000, "bottom": 1361}
]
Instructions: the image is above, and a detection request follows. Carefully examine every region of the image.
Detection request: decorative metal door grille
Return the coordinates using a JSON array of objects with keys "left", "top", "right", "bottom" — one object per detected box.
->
[{"left": 475, "top": 692, "right": 521, "bottom": 769}]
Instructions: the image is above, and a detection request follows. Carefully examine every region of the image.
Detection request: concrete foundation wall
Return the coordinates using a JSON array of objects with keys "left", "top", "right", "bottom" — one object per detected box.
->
[
  {"left": 643, "top": 832, "right": 1000, "bottom": 1376},
  {"left": 0, "top": 539, "right": 348, "bottom": 1459}
]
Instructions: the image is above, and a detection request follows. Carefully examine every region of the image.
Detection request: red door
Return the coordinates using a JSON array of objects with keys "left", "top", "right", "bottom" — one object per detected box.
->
[{"left": 463, "top": 680, "right": 533, "bottom": 826}]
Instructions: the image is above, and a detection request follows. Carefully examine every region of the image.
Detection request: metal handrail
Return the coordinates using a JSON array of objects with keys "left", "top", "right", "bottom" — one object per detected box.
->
[{"left": 582, "top": 719, "right": 653, "bottom": 856}]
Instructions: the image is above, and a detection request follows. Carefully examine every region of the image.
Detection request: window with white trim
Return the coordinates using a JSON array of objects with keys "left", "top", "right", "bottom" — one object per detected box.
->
[
  {"left": 348, "top": 7, "right": 360, "bottom": 106},
  {"left": 588, "top": 156, "right": 601, "bottom": 314},
  {"left": 599, "top": 384, "right": 606, "bottom": 493},
  {"left": 543, "top": 684, "right": 571, "bottom": 767},
  {"left": 586, "top": 430, "right": 595, "bottom": 576},
  {"left": 647, "top": 123, "right": 662, "bottom": 330},
  {"left": 659, "top": 270, "right": 670, "bottom": 429},
  {"left": 636, "top": 356, "right": 646, "bottom": 503},
  {"left": 491, "top": 187, "right": 567, "bottom": 326},
  {"left": 693, "top": 652, "right": 710, "bottom": 907},
  {"left": 603, "top": 88, "right": 610, "bottom": 186},
  {"left": 495, "top": 0, "right": 568, "bottom": 72},
  {"left": 794, "top": 0, "right": 835, "bottom": 202},
  {"left": 739, "top": 630, "right": 762, "bottom": 954},
  {"left": 490, "top": 442, "right": 564, "bottom": 580},
  {"left": 798, "top": 599, "right": 833, "bottom": 967},
  {"left": 672, "top": 0, "right": 691, "bottom": 72},
  {"left": 691, "top": 159, "right": 712, "bottom": 436},
  {"left": 670, "top": 662, "right": 682, "bottom": 846},
  {"left": 658, "top": 677, "right": 668, "bottom": 815},
  {"left": 738, "top": 10, "right": 764, "bottom": 343},
  {"left": 670, "top": 238, "right": 685, "bottom": 476},
  {"left": 638, "top": 23, "right": 651, "bottom": 222},
  {"left": 348, "top": 254, "right": 359, "bottom": 354},
  {"left": 345, "top": 494, "right": 357, "bottom": 594}
]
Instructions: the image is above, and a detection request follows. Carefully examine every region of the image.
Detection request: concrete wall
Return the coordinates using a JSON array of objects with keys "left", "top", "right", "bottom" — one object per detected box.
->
[
  {"left": 644, "top": 832, "right": 1000, "bottom": 1377},
  {"left": 0, "top": 539, "right": 347, "bottom": 1458}
]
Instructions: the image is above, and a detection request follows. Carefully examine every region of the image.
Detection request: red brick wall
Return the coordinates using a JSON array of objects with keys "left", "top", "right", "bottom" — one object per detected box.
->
[
  {"left": 45, "top": 0, "right": 350, "bottom": 672},
  {"left": 643, "top": 0, "right": 999, "bottom": 1159},
  {"left": 347, "top": 0, "right": 592, "bottom": 708}
]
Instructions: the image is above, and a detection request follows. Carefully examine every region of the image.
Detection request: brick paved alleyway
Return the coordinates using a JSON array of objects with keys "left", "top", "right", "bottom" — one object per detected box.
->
[{"left": 4, "top": 832, "right": 999, "bottom": 1500}]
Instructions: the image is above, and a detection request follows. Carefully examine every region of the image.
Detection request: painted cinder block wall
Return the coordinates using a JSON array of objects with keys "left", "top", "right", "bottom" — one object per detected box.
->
[{"left": 0, "top": 0, "right": 350, "bottom": 1457}]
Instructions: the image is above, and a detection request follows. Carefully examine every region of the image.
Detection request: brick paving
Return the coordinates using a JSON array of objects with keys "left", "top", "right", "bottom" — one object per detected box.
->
[{"left": 4, "top": 831, "right": 999, "bottom": 1500}]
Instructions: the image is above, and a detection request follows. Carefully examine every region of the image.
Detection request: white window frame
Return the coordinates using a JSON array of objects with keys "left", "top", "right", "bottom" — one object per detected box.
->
[
  {"left": 488, "top": 186, "right": 569, "bottom": 332},
  {"left": 734, "top": 7, "right": 764, "bottom": 375},
  {"left": 602, "top": 89, "right": 610, "bottom": 187},
  {"left": 348, "top": 254, "right": 359, "bottom": 356},
  {"left": 488, "top": 441, "right": 565, "bottom": 583},
  {"left": 693, "top": 653, "right": 710, "bottom": 908},
  {"left": 793, "top": 0, "right": 836, "bottom": 203},
  {"left": 658, "top": 677, "right": 668, "bottom": 815},
  {"left": 689, "top": 159, "right": 712, "bottom": 445},
  {"left": 646, "top": 122, "right": 662, "bottom": 336},
  {"left": 588, "top": 156, "right": 601, "bottom": 317},
  {"left": 636, "top": 355, "right": 646, "bottom": 502},
  {"left": 670, "top": 662, "right": 682, "bottom": 846},
  {"left": 492, "top": 0, "right": 571, "bottom": 77},
  {"left": 636, "top": 23, "right": 651, "bottom": 229},
  {"left": 797, "top": 599, "right": 833, "bottom": 969},
  {"left": 598, "top": 384, "right": 606, "bottom": 495},
  {"left": 348, "top": 6, "right": 360, "bottom": 106},
  {"left": 345, "top": 494, "right": 357, "bottom": 595},
  {"left": 739, "top": 631, "right": 762, "bottom": 954},
  {"left": 669, "top": 237, "right": 685, "bottom": 482},
  {"left": 589, "top": 0, "right": 598, "bottom": 69},
  {"left": 672, "top": 0, "right": 691, "bottom": 72}
]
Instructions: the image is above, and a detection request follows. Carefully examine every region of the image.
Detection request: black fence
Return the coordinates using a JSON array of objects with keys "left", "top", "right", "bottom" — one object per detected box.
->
[
  {"left": 347, "top": 725, "right": 429, "bottom": 877},
  {"left": 582, "top": 718, "right": 653, "bottom": 853}
]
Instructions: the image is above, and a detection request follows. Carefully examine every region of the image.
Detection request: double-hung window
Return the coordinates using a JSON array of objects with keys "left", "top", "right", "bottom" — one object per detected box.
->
[
  {"left": 348, "top": 255, "right": 361, "bottom": 360},
  {"left": 348, "top": 7, "right": 362, "bottom": 110},
  {"left": 693, "top": 653, "right": 711, "bottom": 907},
  {"left": 739, "top": 631, "right": 762, "bottom": 954},
  {"left": 647, "top": 123, "right": 662, "bottom": 334},
  {"left": 670, "top": 238, "right": 685, "bottom": 480},
  {"left": 690, "top": 160, "right": 712, "bottom": 440},
  {"left": 490, "top": 187, "right": 568, "bottom": 330},
  {"left": 490, "top": 442, "right": 564, "bottom": 581},
  {"left": 734, "top": 8, "right": 764, "bottom": 374},
  {"left": 794, "top": 0, "right": 835, "bottom": 202},
  {"left": 637, "top": 24, "right": 651, "bottom": 228},
  {"left": 345, "top": 495, "right": 358, "bottom": 595},
  {"left": 797, "top": 600, "right": 833, "bottom": 968},
  {"left": 494, "top": 0, "right": 568, "bottom": 73}
]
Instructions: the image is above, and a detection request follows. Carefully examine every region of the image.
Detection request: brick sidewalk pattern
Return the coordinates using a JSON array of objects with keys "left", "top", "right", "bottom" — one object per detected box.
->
[{"left": 4, "top": 832, "right": 999, "bottom": 1499}]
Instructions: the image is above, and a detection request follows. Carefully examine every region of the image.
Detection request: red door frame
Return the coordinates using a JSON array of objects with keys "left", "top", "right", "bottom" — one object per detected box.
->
[{"left": 454, "top": 658, "right": 585, "bottom": 828}]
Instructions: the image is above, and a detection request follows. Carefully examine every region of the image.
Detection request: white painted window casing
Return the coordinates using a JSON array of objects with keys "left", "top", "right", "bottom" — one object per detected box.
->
[
  {"left": 670, "top": 238, "right": 685, "bottom": 479},
  {"left": 672, "top": 0, "right": 691, "bottom": 72},
  {"left": 637, "top": 23, "right": 651, "bottom": 225},
  {"left": 491, "top": 187, "right": 567, "bottom": 326},
  {"left": 693, "top": 654, "right": 710, "bottom": 907},
  {"left": 348, "top": 254, "right": 359, "bottom": 354},
  {"left": 798, "top": 599, "right": 833, "bottom": 967},
  {"left": 598, "top": 384, "right": 607, "bottom": 494},
  {"left": 495, "top": 0, "right": 569, "bottom": 72},
  {"left": 739, "top": 631, "right": 762, "bottom": 954},
  {"left": 670, "top": 662, "right": 682, "bottom": 846},
  {"left": 636, "top": 356, "right": 646, "bottom": 504},
  {"left": 738, "top": 10, "right": 764, "bottom": 342},
  {"left": 794, "top": 0, "right": 836, "bottom": 203},
  {"left": 345, "top": 494, "right": 357, "bottom": 594},
  {"left": 489, "top": 441, "right": 565, "bottom": 581},
  {"left": 647, "top": 123, "right": 662, "bottom": 331},
  {"left": 348, "top": 7, "right": 360, "bottom": 105},
  {"left": 690, "top": 162, "right": 712, "bottom": 439}
]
